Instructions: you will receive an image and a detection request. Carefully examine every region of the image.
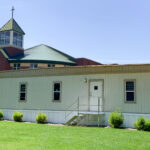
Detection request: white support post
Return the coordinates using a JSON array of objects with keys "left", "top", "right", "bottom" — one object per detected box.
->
[
  {"left": 98, "top": 97, "right": 100, "bottom": 127},
  {"left": 10, "top": 31, "right": 13, "bottom": 45},
  {"left": 77, "top": 96, "right": 79, "bottom": 126},
  {"left": 65, "top": 111, "right": 66, "bottom": 124}
]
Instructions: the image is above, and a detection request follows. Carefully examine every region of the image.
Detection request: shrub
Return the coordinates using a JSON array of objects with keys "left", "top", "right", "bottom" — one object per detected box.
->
[
  {"left": 108, "top": 110, "right": 124, "bottom": 128},
  {"left": 12, "top": 111, "right": 23, "bottom": 122},
  {"left": 0, "top": 110, "right": 4, "bottom": 120},
  {"left": 36, "top": 112, "right": 47, "bottom": 124},
  {"left": 134, "top": 116, "right": 145, "bottom": 130},
  {"left": 144, "top": 119, "right": 150, "bottom": 131}
]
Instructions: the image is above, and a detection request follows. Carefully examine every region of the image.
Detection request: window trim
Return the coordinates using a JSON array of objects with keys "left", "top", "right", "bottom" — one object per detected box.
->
[
  {"left": 52, "top": 81, "right": 62, "bottom": 102},
  {"left": 30, "top": 63, "right": 38, "bottom": 69},
  {"left": 48, "top": 64, "right": 55, "bottom": 68},
  {"left": 13, "top": 31, "right": 23, "bottom": 48},
  {"left": 0, "top": 31, "right": 10, "bottom": 46},
  {"left": 124, "top": 79, "right": 136, "bottom": 103},
  {"left": 13, "top": 63, "right": 20, "bottom": 70},
  {"left": 19, "top": 82, "right": 27, "bottom": 102}
]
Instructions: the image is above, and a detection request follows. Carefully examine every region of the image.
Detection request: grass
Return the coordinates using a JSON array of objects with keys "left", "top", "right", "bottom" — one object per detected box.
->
[{"left": 0, "top": 122, "right": 150, "bottom": 150}]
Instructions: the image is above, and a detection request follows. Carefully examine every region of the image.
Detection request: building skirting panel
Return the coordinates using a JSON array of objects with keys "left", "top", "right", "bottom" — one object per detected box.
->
[
  {"left": 104, "top": 112, "right": 150, "bottom": 128},
  {"left": 1, "top": 109, "right": 150, "bottom": 128},
  {"left": 1, "top": 109, "right": 75, "bottom": 124}
]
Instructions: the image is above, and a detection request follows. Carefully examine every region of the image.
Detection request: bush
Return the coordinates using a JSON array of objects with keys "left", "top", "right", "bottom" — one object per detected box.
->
[
  {"left": 108, "top": 111, "right": 124, "bottom": 128},
  {"left": 134, "top": 116, "right": 145, "bottom": 130},
  {"left": 0, "top": 110, "right": 4, "bottom": 120},
  {"left": 12, "top": 111, "right": 23, "bottom": 122},
  {"left": 134, "top": 117, "right": 150, "bottom": 131},
  {"left": 144, "top": 119, "right": 150, "bottom": 131},
  {"left": 36, "top": 112, "right": 47, "bottom": 124}
]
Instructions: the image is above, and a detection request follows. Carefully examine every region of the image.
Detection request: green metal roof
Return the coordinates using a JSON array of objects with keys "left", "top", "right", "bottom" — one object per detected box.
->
[
  {"left": 0, "top": 49, "right": 9, "bottom": 59},
  {"left": 9, "top": 44, "right": 77, "bottom": 65},
  {"left": 0, "top": 18, "right": 25, "bottom": 35}
]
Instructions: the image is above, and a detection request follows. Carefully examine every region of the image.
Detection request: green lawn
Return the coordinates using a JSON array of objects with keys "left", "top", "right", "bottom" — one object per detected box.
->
[{"left": 0, "top": 121, "right": 150, "bottom": 150}]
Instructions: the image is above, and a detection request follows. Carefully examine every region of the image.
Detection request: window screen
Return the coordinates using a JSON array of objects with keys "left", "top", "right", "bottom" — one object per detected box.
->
[
  {"left": 19, "top": 83, "right": 27, "bottom": 101},
  {"left": 30, "top": 64, "right": 38, "bottom": 69},
  {"left": 0, "top": 31, "right": 10, "bottom": 45},
  {"left": 53, "top": 82, "right": 61, "bottom": 101},
  {"left": 125, "top": 81, "right": 135, "bottom": 102},
  {"left": 13, "top": 63, "right": 20, "bottom": 70},
  {"left": 13, "top": 31, "right": 23, "bottom": 48}
]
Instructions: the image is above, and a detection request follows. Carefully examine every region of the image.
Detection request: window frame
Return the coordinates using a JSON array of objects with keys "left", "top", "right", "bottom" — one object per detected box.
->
[
  {"left": 13, "top": 63, "right": 20, "bottom": 70},
  {"left": 48, "top": 64, "right": 55, "bottom": 68},
  {"left": 124, "top": 79, "right": 136, "bottom": 103},
  {"left": 0, "top": 31, "right": 10, "bottom": 46},
  {"left": 30, "top": 63, "right": 38, "bottom": 69},
  {"left": 19, "top": 82, "right": 27, "bottom": 102},
  {"left": 52, "top": 81, "right": 62, "bottom": 102},
  {"left": 13, "top": 31, "right": 23, "bottom": 48}
]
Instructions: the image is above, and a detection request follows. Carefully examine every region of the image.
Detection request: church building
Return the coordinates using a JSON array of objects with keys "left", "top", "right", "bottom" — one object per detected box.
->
[{"left": 0, "top": 9, "right": 101, "bottom": 71}]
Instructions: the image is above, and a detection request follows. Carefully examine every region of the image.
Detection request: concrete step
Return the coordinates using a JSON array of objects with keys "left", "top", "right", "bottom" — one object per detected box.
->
[{"left": 65, "top": 114, "right": 86, "bottom": 125}]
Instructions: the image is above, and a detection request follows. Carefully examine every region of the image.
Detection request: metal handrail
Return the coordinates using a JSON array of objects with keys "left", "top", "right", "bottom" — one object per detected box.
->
[
  {"left": 65, "top": 97, "right": 78, "bottom": 122},
  {"left": 65, "top": 106, "right": 78, "bottom": 118},
  {"left": 79, "top": 104, "right": 103, "bottom": 106},
  {"left": 65, "top": 96, "right": 104, "bottom": 125},
  {"left": 65, "top": 99, "right": 78, "bottom": 110}
]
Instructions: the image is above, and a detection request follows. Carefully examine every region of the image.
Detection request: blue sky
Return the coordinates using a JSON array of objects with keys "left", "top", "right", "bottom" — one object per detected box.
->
[{"left": 0, "top": 0, "right": 150, "bottom": 64}]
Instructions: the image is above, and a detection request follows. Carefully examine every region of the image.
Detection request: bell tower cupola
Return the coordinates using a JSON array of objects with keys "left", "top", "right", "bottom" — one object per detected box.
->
[{"left": 0, "top": 7, "right": 25, "bottom": 49}]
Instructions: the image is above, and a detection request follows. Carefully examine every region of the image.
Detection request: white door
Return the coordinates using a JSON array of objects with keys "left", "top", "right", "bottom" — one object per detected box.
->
[{"left": 89, "top": 81, "right": 103, "bottom": 111}]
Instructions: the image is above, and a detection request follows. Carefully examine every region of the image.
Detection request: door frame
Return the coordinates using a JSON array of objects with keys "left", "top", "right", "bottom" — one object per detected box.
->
[{"left": 88, "top": 79, "right": 104, "bottom": 111}]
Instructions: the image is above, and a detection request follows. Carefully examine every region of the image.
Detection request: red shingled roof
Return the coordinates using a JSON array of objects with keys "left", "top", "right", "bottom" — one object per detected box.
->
[{"left": 75, "top": 58, "right": 102, "bottom": 66}]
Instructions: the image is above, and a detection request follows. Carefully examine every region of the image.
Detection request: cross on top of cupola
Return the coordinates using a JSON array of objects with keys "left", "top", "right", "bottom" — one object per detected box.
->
[
  {"left": 0, "top": 7, "right": 25, "bottom": 49},
  {"left": 11, "top": 6, "right": 15, "bottom": 19},
  {"left": 0, "top": 6, "right": 25, "bottom": 35},
  {"left": 0, "top": 18, "right": 25, "bottom": 35}
]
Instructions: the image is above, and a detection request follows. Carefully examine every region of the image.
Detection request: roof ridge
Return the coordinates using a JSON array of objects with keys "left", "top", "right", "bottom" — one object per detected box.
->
[
  {"left": 76, "top": 57, "right": 102, "bottom": 64},
  {"left": 0, "top": 19, "right": 12, "bottom": 30},
  {"left": 0, "top": 48, "right": 9, "bottom": 59},
  {"left": 25, "top": 44, "right": 44, "bottom": 51},
  {"left": 0, "top": 18, "right": 25, "bottom": 34},
  {"left": 12, "top": 19, "right": 25, "bottom": 34},
  {"left": 44, "top": 45, "right": 76, "bottom": 62},
  {"left": 26, "top": 44, "right": 75, "bottom": 60},
  {"left": 26, "top": 44, "right": 76, "bottom": 62}
]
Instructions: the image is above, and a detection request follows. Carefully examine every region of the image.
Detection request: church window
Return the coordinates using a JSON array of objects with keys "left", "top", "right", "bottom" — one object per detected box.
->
[
  {"left": 13, "top": 31, "right": 23, "bottom": 48},
  {"left": 30, "top": 64, "right": 38, "bottom": 69},
  {"left": 48, "top": 64, "right": 55, "bottom": 68},
  {"left": 0, "top": 31, "right": 10, "bottom": 46},
  {"left": 13, "top": 63, "right": 20, "bottom": 70}
]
